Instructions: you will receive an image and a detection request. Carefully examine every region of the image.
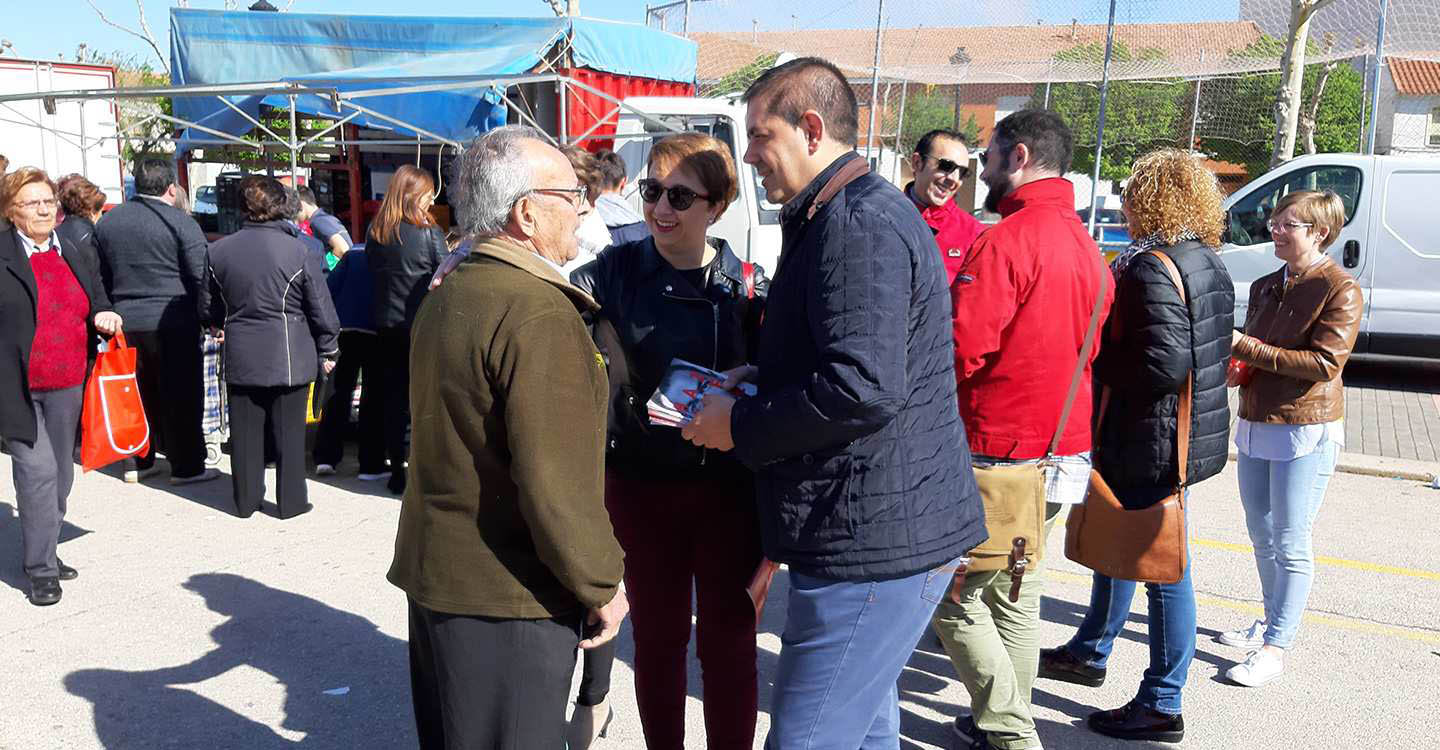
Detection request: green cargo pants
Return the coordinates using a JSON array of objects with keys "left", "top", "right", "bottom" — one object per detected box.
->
[{"left": 931, "top": 504, "right": 1063, "bottom": 750}]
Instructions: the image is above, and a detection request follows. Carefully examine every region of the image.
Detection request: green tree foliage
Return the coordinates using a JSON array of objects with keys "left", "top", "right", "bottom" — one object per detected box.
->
[
  {"left": 707, "top": 53, "right": 778, "bottom": 97},
  {"left": 1198, "top": 35, "right": 1367, "bottom": 179},
  {"left": 896, "top": 88, "right": 980, "bottom": 156},
  {"left": 1035, "top": 41, "right": 1186, "bottom": 180}
]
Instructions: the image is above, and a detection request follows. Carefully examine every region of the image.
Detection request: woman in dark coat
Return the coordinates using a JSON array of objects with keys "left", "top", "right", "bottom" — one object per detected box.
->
[
  {"left": 207, "top": 176, "right": 339, "bottom": 519},
  {"left": 364, "top": 164, "right": 446, "bottom": 495},
  {"left": 0, "top": 167, "right": 122, "bottom": 606}
]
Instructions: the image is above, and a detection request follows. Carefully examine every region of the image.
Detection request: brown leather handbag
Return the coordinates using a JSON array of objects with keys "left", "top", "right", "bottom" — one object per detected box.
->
[{"left": 1064, "top": 250, "right": 1190, "bottom": 585}]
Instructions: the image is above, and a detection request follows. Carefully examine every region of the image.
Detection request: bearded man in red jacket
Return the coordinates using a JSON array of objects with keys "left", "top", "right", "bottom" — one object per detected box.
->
[
  {"left": 932, "top": 110, "right": 1115, "bottom": 750},
  {"left": 905, "top": 129, "right": 987, "bottom": 286}
]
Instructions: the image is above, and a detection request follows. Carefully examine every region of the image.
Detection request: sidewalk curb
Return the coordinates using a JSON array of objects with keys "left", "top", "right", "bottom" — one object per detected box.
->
[{"left": 1228, "top": 450, "right": 1438, "bottom": 484}]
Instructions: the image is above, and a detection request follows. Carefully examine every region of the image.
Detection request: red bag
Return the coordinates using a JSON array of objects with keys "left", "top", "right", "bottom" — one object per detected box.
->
[
  {"left": 81, "top": 331, "right": 152, "bottom": 471},
  {"left": 1227, "top": 357, "right": 1255, "bottom": 388}
]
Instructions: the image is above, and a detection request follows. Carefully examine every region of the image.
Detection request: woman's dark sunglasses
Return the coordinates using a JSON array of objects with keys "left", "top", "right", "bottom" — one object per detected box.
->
[
  {"left": 638, "top": 178, "right": 711, "bottom": 211},
  {"left": 927, "top": 156, "right": 970, "bottom": 180}
]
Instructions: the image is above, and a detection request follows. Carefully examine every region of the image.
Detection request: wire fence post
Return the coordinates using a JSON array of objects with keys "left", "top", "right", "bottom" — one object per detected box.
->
[
  {"left": 1087, "top": 0, "right": 1118, "bottom": 239},
  {"left": 892, "top": 79, "right": 908, "bottom": 183},
  {"left": 866, "top": 0, "right": 886, "bottom": 166},
  {"left": 1365, "top": 0, "right": 1390, "bottom": 155},
  {"left": 1357, "top": 52, "right": 1370, "bottom": 152},
  {"left": 288, "top": 94, "right": 298, "bottom": 180}
]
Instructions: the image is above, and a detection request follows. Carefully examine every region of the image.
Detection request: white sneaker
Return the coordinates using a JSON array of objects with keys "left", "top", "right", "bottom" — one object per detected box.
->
[
  {"left": 357, "top": 471, "right": 392, "bottom": 482},
  {"left": 1218, "top": 619, "right": 1267, "bottom": 649},
  {"left": 315, "top": 464, "right": 336, "bottom": 476},
  {"left": 1225, "top": 648, "right": 1285, "bottom": 687}
]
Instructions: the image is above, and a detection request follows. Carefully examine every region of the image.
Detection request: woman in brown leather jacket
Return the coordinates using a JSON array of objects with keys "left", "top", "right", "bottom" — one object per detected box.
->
[{"left": 1221, "top": 189, "right": 1362, "bottom": 687}]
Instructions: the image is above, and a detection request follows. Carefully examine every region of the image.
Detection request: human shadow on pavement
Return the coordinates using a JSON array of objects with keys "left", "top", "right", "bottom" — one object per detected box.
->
[
  {"left": 64, "top": 573, "right": 414, "bottom": 749},
  {"left": 0, "top": 501, "right": 92, "bottom": 595},
  {"left": 1042, "top": 595, "right": 1231, "bottom": 669}
]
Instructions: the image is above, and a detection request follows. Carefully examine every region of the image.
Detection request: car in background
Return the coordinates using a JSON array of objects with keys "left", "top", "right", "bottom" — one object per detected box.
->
[
  {"left": 193, "top": 185, "right": 218, "bottom": 215},
  {"left": 1077, "top": 206, "right": 1131, "bottom": 259}
]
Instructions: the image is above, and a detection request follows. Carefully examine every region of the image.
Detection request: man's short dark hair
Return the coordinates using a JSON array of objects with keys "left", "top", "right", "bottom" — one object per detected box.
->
[
  {"left": 990, "top": 110, "right": 1073, "bottom": 175},
  {"left": 241, "top": 175, "right": 289, "bottom": 222},
  {"left": 742, "top": 57, "right": 859, "bottom": 148},
  {"left": 295, "top": 185, "right": 318, "bottom": 205},
  {"left": 283, "top": 186, "right": 303, "bottom": 221},
  {"left": 133, "top": 158, "right": 176, "bottom": 197},
  {"left": 914, "top": 129, "right": 968, "bottom": 158},
  {"left": 593, "top": 149, "right": 627, "bottom": 191}
]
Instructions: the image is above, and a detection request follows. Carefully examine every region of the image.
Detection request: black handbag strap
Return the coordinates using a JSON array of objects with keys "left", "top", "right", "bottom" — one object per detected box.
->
[
  {"left": 1044, "top": 254, "right": 1110, "bottom": 461},
  {"left": 1094, "top": 249, "right": 1193, "bottom": 488}
]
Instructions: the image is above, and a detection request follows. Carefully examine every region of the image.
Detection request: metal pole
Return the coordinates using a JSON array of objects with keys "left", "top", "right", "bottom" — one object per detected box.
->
[
  {"left": 78, "top": 101, "right": 89, "bottom": 176},
  {"left": 892, "top": 79, "right": 908, "bottom": 183},
  {"left": 288, "top": 94, "right": 298, "bottom": 180},
  {"left": 1086, "top": 0, "right": 1118, "bottom": 240},
  {"left": 559, "top": 78, "right": 569, "bottom": 146},
  {"left": 683, "top": 0, "right": 691, "bottom": 36},
  {"left": 866, "top": 0, "right": 886, "bottom": 163},
  {"left": 1187, "top": 50, "right": 1205, "bottom": 152},
  {"left": 1043, "top": 60, "right": 1053, "bottom": 108},
  {"left": 1365, "top": 0, "right": 1390, "bottom": 155}
]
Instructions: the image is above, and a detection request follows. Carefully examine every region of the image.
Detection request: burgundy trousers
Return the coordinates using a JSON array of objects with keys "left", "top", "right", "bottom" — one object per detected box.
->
[{"left": 605, "top": 469, "right": 762, "bottom": 750}]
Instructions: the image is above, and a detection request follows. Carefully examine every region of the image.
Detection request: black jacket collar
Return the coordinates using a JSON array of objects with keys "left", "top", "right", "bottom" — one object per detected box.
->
[
  {"left": 242, "top": 219, "right": 302, "bottom": 236},
  {"left": 780, "top": 152, "right": 862, "bottom": 227},
  {"left": 632, "top": 235, "right": 746, "bottom": 289}
]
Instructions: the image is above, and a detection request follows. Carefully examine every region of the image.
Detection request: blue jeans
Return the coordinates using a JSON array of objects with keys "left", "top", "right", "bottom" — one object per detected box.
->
[
  {"left": 1235, "top": 442, "right": 1338, "bottom": 648},
  {"left": 766, "top": 560, "right": 959, "bottom": 750},
  {"left": 1065, "top": 489, "right": 1195, "bottom": 715}
]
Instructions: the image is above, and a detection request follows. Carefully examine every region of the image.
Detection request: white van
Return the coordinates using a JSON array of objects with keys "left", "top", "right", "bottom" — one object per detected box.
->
[
  {"left": 1218, "top": 154, "right": 1440, "bottom": 359},
  {"left": 614, "top": 96, "right": 783, "bottom": 273}
]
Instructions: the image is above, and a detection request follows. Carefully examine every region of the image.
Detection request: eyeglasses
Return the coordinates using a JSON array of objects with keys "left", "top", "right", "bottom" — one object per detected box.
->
[
  {"left": 977, "top": 144, "right": 1013, "bottom": 168},
  {"left": 13, "top": 198, "right": 58, "bottom": 212},
  {"left": 637, "top": 179, "right": 711, "bottom": 211},
  {"left": 1266, "top": 219, "right": 1314, "bottom": 234},
  {"left": 925, "top": 156, "right": 970, "bottom": 180},
  {"left": 530, "top": 186, "right": 588, "bottom": 208}
]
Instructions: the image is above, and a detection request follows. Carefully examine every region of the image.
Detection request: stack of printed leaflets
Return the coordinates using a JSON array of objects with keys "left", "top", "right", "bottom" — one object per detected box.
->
[{"left": 646, "top": 359, "right": 757, "bottom": 427}]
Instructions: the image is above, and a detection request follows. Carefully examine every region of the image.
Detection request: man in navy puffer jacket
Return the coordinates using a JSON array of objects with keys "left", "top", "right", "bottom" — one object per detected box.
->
[{"left": 685, "top": 57, "right": 985, "bottom": 750}]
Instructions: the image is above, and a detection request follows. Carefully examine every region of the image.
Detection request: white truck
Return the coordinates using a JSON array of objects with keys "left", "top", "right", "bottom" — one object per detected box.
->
[
  {"left": 1218, "top": 153, "right": 1440, "bottom": 359},
  {"left": 0, "top": 58, "right": 124, "bottom": 206}
]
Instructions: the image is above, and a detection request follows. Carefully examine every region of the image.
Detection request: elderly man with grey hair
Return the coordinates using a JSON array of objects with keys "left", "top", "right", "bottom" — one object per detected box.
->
[{"left": 386, "top": 125, "right": 628, "bottom": 749}]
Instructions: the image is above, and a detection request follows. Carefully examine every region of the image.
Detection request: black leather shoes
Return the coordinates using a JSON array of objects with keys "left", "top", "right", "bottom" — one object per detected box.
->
[
  {"left": 57, "top": 559, "right": 78, "bottom": 581},
  {"left": 28, "top": 576, "right": 62, "bottom": 606},
  {"left": 1038, "top": 646, "right": 1106, "bottom": 687},
  {"left": 951, "top": 715, "right": 990, "bottom": 750},
  {"left": 1087, "top": 701, "right": 1185, "bottom": 743}
]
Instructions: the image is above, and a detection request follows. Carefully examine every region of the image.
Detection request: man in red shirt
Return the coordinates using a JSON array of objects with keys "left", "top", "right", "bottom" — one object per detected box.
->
[
  {"left": 932, "top": 110, "right": 1114, "bottom": 750},
  {"left": 906, "top": 129, "right": 987, "bottom": 286}
]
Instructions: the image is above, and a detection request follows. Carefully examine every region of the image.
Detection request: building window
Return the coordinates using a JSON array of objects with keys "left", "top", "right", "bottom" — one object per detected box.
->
[{"left": 1430, "top": 105, "right": 1440, "bottom": 147}]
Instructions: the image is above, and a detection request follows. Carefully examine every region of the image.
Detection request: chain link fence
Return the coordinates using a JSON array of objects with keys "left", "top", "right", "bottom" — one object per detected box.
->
[{"left": 649, "top": 0, "right": 1440, "bottom": 195}]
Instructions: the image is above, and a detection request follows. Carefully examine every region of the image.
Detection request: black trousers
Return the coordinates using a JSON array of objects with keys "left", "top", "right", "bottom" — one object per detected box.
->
[
  {"left": 375, "top": 328, "right": 411, "bottom": 472},
  {"left": 407, "top": 598, "right": 581, "bottom": 750},
  {"left": 228, "top": 384, "right": 309, "bottom": 518},
  {"left": 312, "top": 331, "right": 385, "bottom": 472},
  {"left": 129, "top": 327, "right": 207, "bottom": 477}
]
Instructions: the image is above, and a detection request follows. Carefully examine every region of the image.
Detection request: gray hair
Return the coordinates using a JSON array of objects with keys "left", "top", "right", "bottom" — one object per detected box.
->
[{"left": 451, "top": 125, "right": 548, "bottom": 239}]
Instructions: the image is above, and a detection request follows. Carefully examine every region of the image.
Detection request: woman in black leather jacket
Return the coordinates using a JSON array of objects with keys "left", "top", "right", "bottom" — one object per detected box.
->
[
  {"left": 363, "top": 165, "right": 446, "bottom": 495},
  {"left": 569, "top": 133, "right": 766, "bottom": 750}
]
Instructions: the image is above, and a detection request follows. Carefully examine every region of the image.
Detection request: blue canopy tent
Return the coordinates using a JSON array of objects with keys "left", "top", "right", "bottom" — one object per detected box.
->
[{"left": 167, "top": 8, "right": 698, "bottom": 152}]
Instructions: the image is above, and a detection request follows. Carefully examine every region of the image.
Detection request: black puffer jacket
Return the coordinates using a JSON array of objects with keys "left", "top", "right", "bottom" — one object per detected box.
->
[
  {"left": 1093, "top": 241, "right": 1234, "bottom": 499},
  {"left": 570, "top": 236, "right": 766, "bottom": 479},
  {"left": 366, "top": 221, "right": 447, "bottom": 330}
]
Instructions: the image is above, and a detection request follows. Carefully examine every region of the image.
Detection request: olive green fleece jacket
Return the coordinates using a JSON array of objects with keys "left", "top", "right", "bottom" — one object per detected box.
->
[{"left": 386, "top": 237, "right": 623, "bottom": 618}]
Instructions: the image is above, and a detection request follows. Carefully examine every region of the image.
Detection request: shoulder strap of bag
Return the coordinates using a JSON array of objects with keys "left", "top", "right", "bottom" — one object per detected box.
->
[
  {"left": 1146, "top": 250, "right": 1193, "bottom": 488},
  {"left": 1044, "top": 254, "right": 1109, "bottom": 460},
  {"left": 806, "top": 158, "right": 872, "bottom": 221}
]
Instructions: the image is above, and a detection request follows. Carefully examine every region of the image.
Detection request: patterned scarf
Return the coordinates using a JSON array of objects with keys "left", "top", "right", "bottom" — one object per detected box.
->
[{"left": 1110, "top": 230, "right": 1200, "bottom": 280}]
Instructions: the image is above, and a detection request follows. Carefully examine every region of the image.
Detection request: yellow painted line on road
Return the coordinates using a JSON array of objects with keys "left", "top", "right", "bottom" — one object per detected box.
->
[
  {"left": 1054, "top": 520, "right": 1440, "bottom": 582},
  {"left": 1046, "top": 568, "right": 1440, "bottom": 646}
]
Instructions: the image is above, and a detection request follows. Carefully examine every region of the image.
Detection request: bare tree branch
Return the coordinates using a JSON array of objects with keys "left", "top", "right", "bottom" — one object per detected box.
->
[{"left": 85, "top": 0, "right": 169, "bottom": 75}]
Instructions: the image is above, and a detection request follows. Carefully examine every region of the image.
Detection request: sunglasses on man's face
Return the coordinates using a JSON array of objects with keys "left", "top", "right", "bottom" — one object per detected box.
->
[
  {"left": 977, "top": 143, "right": 1013, "bottom": 168},
  {"left": 926, "top": 157, "right": 970, "bottom": 180},
  {"left": 637, "top": 178, "right": 711, "bottom": 211}
]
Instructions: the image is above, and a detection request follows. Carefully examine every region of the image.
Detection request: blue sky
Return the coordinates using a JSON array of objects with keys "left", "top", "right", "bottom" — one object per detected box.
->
[{"left": 7, "top": 0, "right": 1241, "bottom": 72}]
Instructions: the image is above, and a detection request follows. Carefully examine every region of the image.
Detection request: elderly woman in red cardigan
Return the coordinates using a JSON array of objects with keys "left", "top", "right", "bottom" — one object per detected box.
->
[{"left": 0, "top": 167, "right": 121, "bottom": 606}]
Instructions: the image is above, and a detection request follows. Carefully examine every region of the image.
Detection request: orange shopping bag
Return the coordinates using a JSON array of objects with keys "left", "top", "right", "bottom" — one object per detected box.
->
[{"left": 81, "top": 331, "right": 152, "bottom": 471}]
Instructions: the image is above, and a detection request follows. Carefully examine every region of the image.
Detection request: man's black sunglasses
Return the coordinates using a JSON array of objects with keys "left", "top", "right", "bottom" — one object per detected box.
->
[
  {"left": 637, "top": 178, "right": 711, "bottom": 211},
  {"left": 926, "top": 156, "right": 970, "bottom": 179}
]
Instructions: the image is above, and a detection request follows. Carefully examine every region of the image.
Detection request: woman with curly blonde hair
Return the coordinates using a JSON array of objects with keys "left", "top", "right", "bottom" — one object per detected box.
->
[{"left": 1037, "top": 148, "right": 1235, "bottom": 743}]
